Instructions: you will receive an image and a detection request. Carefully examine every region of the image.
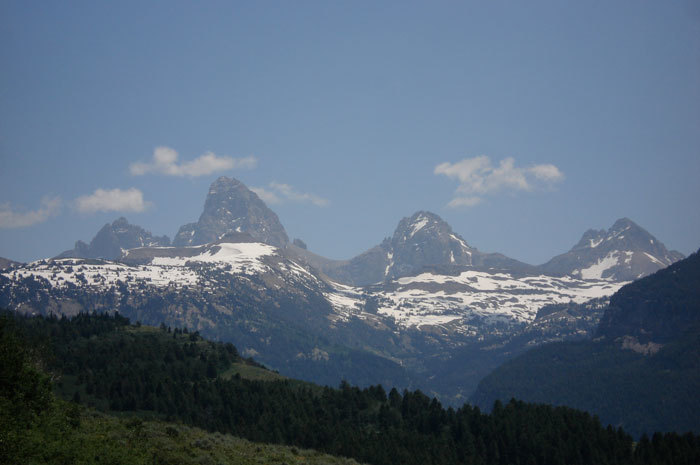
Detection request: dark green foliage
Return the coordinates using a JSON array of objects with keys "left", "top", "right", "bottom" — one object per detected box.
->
[
  {"left": 598, "top": 249, "right": 700, "bottom": 342},
  {"left": 472, "top": 251, "right": 700, "bottom": 438},
  {"left": 5, "top": 311, "right": 700, "bottom": 465},
  {"left": 472, "top": 335, "right": 700, "bottom": 438}
]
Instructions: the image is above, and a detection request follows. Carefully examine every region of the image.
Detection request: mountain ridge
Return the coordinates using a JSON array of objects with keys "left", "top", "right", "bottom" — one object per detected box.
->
[
  {"left": 56, "top": 217, "right": 170, "bottom": 260},
  {"left": 540, "top": 217, "right": 684, "bottom": 281},
  {"left": 49, "top": 177, "right": 682, "bottom": 287}
]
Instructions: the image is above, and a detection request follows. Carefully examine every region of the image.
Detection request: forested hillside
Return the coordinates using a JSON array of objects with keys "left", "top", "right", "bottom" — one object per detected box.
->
[
  {"left": 4, "top": 310, "right": 700, "bottom": 465},
  {"left": 472, "top": 251, "right": 700, "bottom": 438}
]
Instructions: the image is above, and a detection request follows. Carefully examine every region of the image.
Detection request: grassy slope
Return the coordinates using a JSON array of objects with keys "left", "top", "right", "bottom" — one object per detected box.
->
[{"left": 22, "top": 403, "right": 363, "bottom": 465}]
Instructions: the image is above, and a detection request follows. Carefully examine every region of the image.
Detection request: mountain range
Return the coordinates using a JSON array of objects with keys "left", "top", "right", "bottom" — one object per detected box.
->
[
  {"left": 0, "top": 176, "right": 687, "bottom": 404},
  {"left": 39, "top": 176, "right": 684, "bottom": 286}
]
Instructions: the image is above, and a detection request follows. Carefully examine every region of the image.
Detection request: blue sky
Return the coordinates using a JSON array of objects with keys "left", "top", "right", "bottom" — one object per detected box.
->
[{"left": 1, "top": 1, "right": 699, "bottom": 264}]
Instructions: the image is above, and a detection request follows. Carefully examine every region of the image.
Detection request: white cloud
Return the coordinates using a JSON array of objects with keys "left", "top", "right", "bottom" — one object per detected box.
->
[
  {"left": 435, "top": 156, "right": 564, "bottom": 208},
  {"left": 528, "top": 163, "right": 564, "bottom": 181},
  {"left": 130, "top": 146, "right": 257, "bottom": 177},
  {"left": 250, "top": 187, "right": 282, "bottom": 205},
  {"left": 251, "top": 182, "right": 329, "bottom": 207},
  {"left": 0, "top": 196, "right": 62, "bottom": 229},
  {"left": 446, "top": 197, "right": 482, "bottom": 208},
  {"left": 75, "top": 188, "right": 151, "bottom": 213}
]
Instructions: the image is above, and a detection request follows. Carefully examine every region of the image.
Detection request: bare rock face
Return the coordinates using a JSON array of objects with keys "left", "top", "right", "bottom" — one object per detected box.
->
[
  {"left": 539, "top": 218, "right": 684, "bottom": 281},
  {"left": 173, "top": 176, "right": 289, "bottom": 248},
  {"left": 57, "top": 217, "right": 170, "bottom": 260}
]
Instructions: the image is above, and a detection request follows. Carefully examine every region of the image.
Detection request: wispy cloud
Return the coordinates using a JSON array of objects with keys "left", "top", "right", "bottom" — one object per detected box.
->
[
  {"left": 446, "top": 196, "right": 482, "bottom": 208},
  {"left": 252, "top": 182, "right": 329, "bottom": 207},
  {"left": 130, "top": 146, "right": 257, "bottom": 177},
  {"left": 75, "top": 188, "right": 151, "bottom": 213},
  {"left": 0, "top": 196, "right": 62, "bottom": 229},
  {"left": 435, "top": 156, "right": 564, "bottom": 208}
]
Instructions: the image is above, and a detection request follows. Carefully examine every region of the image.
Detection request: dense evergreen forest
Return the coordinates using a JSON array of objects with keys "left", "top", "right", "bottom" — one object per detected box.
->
[{"left": 3, "top": 310, "right": 700, "bottom": 465}]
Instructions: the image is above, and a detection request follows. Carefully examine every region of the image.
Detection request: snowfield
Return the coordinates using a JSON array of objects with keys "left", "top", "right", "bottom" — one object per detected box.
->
[
  {"left": 1, "top": 241, "right": 626, "bottom": 335},
  {"left": 2, "top": 242, "right": 319, "bottom": 295},
  {"left": 324, "top": 270, "right": 625, "bottom": 331}
]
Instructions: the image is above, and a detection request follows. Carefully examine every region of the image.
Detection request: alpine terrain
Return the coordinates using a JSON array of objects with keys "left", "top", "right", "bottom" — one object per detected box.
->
[{"left": 0, "top": 177, "right": 685, "bottom": 403}]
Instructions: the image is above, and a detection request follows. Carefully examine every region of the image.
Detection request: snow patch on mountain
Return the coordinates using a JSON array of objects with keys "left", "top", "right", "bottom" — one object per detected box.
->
[
  {"left": 578, "top": 252, "right": 620, "bottom": 279},
  {"left": 590, "top": 238, "right": 604, "bottom": 248},
  {"left": 7, "top": 259, "right": 200, "bottom": 289},
  {"left": 151, "top": 242, "right": 276, "bottom": 274},
  {"left": 324, "top": 282, "right": 364, "bottom": 322},
  {"left": 324, "top": 270, "right": 626, "bottom": 331},
  {"left": 450, "top": 234, "right": 471, "bottom": 253},
  {"left": 2, "top": 241, "right": 322, "bottom": 299},
  {"left": 409, "top": 215, "right": 430, "bottom": 237},
  {"left": 643, "top": 252, "right": 665, "bottom": 267}
]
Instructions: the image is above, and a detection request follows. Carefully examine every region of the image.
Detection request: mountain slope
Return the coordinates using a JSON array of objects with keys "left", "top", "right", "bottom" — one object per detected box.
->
[
  {"left": 1, "top": 232, "right": 629, "bottom": 404},
  {"left": 540, "top": 218, "right": 684, "bottom": 281},
  {"left": 472, "top": 250, "right": 700, "bottom": 437},
  {"left": 173, "top": 176, "right": 289, "bottom": 248},
  {"left": 597, "top": 249, "right": 700, "bottom": 343},
  {"left": 0, "top": 312, "right": 364, "bottom": 465},
  {"left": 10, "top": 311, "right": 695, "bottom": 465},
  {"left": 0, "top": 257, "right": 21, "bottom": 270},
  {"left": 1, "top": 236, "right": 416, "bottom": 391},
  {"left": 57, "top": 217, "right": 170, "bottom": 260}
]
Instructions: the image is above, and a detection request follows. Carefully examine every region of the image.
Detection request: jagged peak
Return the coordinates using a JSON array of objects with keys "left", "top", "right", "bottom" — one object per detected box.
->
[
  {"left": 543, "top": 217, "right": 683, "bottom": 281},
  {"left": 611, "top": 217, "right": 637, "bottom": 230},
  {"left": 173, "top": 176, "right": 288, "bottom": 248},
  {"left": 573, "top": 218, "right": 653, "bottom": 251}
]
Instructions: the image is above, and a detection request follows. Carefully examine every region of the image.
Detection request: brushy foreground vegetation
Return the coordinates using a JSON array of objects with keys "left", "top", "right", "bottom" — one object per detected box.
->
[{"left": 3, "top": 310, "right": 699, "bottom": 465}]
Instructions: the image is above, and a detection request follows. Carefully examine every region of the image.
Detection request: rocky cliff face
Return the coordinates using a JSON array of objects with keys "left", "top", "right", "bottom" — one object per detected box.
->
[{"left": 173, "top": 177, "right": 289, "bottom": 248}]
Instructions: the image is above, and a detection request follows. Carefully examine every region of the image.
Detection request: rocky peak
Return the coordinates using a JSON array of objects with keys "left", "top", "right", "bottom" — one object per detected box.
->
[
  {"left": 322, "top": 211, "right": 497, "bottom": 285},
  {"left": 173, "top": 176, "right": 289, "bottom": 248},
  {"left": 541, "top": 218, "right": 684, "bottom": 281},
  {"left": 386, "top": 211, "right": 475, "bottom": 279},
  {"left": 56, "top": 217, "right": 170, "bottom": 260}
]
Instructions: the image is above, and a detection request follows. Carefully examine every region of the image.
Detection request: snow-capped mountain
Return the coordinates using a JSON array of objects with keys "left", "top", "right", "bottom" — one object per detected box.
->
[
  {"left": 1, "top": 175, "right": 687, "bottom": 403},
  {"left": 324, "top": 211, "right": 534, "bottom": 286},
  {"left": 173, "top": 177, "right": 289, "bottom": 248},
  {"left": 539, "top": 218, "right": 684, "bottom": 281},
  {"left": 0, "top": 233, "right": 627, "bottom": 401},
  {"left": 11, "top": 236, "right": 323, "bottom": 303},
  {"left": 57, "top": 217, "right": 170, "bottom": 260}
]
